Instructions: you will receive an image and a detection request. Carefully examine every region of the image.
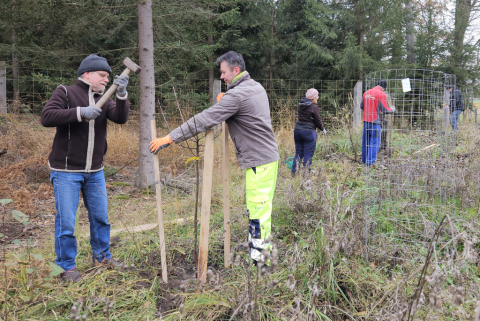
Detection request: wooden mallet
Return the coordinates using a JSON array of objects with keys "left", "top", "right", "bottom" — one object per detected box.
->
[{"left": 94, "top": 57, "right": 141, "bottom": 109}]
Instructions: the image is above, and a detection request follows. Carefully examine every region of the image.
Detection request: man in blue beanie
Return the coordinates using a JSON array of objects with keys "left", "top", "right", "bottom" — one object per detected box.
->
[{"left": 41, "top": 54, "right": 130, "bottom": 282}]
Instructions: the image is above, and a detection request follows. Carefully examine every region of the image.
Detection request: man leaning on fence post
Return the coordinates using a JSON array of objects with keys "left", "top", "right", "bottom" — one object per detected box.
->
[
  {"left": 41, "top": 54, "right": 130, "bottom": 282},
  {"left": 361, "top": 80, "right": 395, "bottom": 165},
  {"left": 149, "top": 51, "right": 280, "bottom": 268}
]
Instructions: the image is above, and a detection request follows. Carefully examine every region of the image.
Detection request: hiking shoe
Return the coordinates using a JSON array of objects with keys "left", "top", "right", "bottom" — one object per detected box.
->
[
  {"left": 98, "top": 257, "right": 122, "bottom": 268},
  {"left": 60, "top": 268, "right": 82, "bottom": 283}
]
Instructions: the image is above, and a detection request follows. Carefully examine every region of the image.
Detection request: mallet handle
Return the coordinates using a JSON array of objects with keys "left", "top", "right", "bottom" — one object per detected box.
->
[{"left": 95, "top": 68, "right": 131, "bottom": 109}]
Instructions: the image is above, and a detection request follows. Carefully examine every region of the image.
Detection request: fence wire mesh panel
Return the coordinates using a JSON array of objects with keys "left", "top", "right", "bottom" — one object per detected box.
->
[
  {"left": 259, "top": 79, "right": 357, "bottom": 127},
  {"left": 1, "top": 63, "right": 357, "bottom": 128},
  {"left": 155, "top": 78, "right": 357, "bottom": 128},
  {"left": 363, "top": 69, "right": 457, "bottom": 268}
]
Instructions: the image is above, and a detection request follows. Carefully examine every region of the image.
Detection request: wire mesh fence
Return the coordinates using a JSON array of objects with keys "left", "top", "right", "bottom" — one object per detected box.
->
[
  {"left": 3, "top": 63, "right": 479, "bottom": 131},
  {"left": 1, "top": 65, "right": 359, "bottom": 128},
  {"left": 363, "top": 69, "right": 458, "bottom": 267}
]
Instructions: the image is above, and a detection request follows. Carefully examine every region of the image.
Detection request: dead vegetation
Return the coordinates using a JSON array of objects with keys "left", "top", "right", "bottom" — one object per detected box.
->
[{"left": 2, "top": 114, "right": 480, "bottom": 320}]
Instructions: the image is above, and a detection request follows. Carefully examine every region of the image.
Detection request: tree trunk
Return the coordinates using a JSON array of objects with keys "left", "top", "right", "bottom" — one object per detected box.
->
[
  {"left": 357, "top": 3, "right": 364, "bottom": 80},
  {"left": 208, "top": 34, "right": 214, "bottom": 104},
  {"left": 269, "top": 3, "right": 275, "bottom": 96},
  {"left": 406, "top": 0, "right": 415, "bottom": 64},
  {"left": 12, "top": 0, "right": 19, "bottom": 112},
  {"left": 12, "top": 36, "right": 19, "bottom": 109},
  {"left": 452, "top": 0, "right": 474, "bottom": 74},
  {"left": 0, "top": 62, "right": 6, "bottom": 114},
  {"left": 136, "top": 0, "right": 156, "bottom": 188}
]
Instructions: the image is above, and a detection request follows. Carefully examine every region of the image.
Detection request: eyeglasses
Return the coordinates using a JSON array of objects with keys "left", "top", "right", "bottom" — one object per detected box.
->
[{"left": 94, "top": 72, "right": 109, "bottom": 80}]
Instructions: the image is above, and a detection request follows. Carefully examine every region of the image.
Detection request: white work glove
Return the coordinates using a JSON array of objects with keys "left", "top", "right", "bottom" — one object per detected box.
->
[
  {"left": 113, "top": 75, "right": 129, "bottom": 96},
  {"left": 390, "top": 105, "right": 396, "bottom": 113},
  {"left": 80, "top": 105, "right": 102, "bottom": 120},
  {"left": 323, "top": 129, "right": 327, "bottom": 135}
]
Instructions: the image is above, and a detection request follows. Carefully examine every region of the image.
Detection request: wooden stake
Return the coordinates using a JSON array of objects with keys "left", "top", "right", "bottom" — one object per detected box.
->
[
  {"left": 197, "top": 130, "right": 215, "bottom": 283},
  {"left": 387, "top": 114, "right": 393, "bottom": 158},
  {"left": 83, "top": 216, "right": 193, "bottom": 238},
  {"left": 444, "top": 108, "right": 450, "bottom": 132},
  {"left": 150, "top": 119, "right": 168, "bottom": 284},
  {"left": 222, "top": 122, "right": 231, "bottom": 267},
  {"left": 412, "top": 143, "right": 440, "bottom": 155}
]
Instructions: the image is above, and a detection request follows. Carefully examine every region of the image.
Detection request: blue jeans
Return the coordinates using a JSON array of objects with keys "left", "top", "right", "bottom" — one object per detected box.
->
[
  {"left": 292, "top": 129, "right": 317, "bottom": 174},
  {"left": 362, "top": 122, "right": 381, "bottom": 165},
  {"left": 50, "top": 170, "right": 111, "bottom": 271},
  {"left": 450, "top": 110, "right": 462, "bottom": 130}
]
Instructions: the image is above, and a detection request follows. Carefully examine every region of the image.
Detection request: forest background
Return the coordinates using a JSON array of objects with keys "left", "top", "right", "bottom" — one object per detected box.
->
[{"left": 1, "top": 0, "right": 480, "bottom": 115}]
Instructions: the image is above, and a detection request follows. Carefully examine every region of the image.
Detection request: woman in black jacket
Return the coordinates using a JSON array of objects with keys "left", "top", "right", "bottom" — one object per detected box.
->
[{"left": 292, "top": 88, "right": 326, "bottom": 174}]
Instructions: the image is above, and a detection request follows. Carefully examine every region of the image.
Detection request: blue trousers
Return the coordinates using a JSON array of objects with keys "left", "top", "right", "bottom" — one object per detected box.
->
[
  {"left": 362, "top": 122, "right": 381, "bottom": 165},
  {"left": 50, "top": 170, "right": 111, "bottom": 270},
  {"left": 292, "top": 129, "right": 317, "bottom": 174},
  {"left": 450, "top": 110, "right": 462, "bottom": 130}
]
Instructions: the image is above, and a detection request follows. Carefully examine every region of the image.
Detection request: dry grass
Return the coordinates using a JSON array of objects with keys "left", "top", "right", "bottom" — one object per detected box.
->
[
  {"left": 2, "top": 113, "right": 480, "bottom": 320},
  {"left": 104, "top": 122, "right": 140, "bottom": 169},
  {"left": 0, "top": 115, "right": 54, "bottom": 216},
  {"left": 0, "top": 114, "right": 54, "bottom": 166}
]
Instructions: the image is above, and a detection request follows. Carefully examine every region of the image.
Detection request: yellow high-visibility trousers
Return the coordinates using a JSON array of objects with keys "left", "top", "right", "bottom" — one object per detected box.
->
[{"left": 245, "top": 160, "right": 278, "bottom": 264}]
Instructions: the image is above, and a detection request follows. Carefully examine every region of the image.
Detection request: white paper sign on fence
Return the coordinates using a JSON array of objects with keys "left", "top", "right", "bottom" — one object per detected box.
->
[{"left": 402, "top": 78, "right": 411, "bottom": 92}]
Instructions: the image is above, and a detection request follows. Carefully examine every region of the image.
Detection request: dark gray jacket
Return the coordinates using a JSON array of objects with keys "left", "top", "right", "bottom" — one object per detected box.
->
[
  {"left": 169, "top": 72, "right": 279, "bottom": 169},
  {"left": 295, "top": 97, "right": 325, "bottom": 131},
  {"left": 450, "top": 87, "right": 464, "bottom": 112}
]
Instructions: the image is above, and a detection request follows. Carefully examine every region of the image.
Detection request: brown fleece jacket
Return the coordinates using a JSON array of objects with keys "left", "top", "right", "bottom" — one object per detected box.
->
[{"left": 41, "top": 79, "right": 129, "bottom": 172}]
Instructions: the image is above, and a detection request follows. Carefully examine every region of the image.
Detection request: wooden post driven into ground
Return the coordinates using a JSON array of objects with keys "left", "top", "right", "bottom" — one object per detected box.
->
[
  {"left": 474, "top": 106, "right": 478, "bottom": 125},
  {"left": 197, "top": 130, "right": 215, "bottom": 283},
  {"left": 353, "top": 81, "right": 362, "bottom": 128},
  {"left": 386, "top": 95, "right": 394, "bottom": 158},
  {"left": 0, "top": 62, "right": 6, "bottom": 114},
  {"left": 443, "top": 108, "right": 450, "bottom": 132},
  {"left": 222, "top": 122, "right": 230, "bottom": 267},
  {"left": 150, "top": 119, "right": 168, "bottom": 284},
  {"left": 212, "top": 78, "right": 231, "bottom": 268},
  {"left": 386, "top": 114, "right": 393, "bottom": 157}
]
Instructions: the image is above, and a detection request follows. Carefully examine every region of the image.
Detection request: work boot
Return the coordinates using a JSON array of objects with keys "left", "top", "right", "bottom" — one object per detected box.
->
[
  {"left": 260, "top": 264, "right": 269, "bottom": 274},
  {"left": 98, "top": 257, "right": 122, "bottom": 268},
  {"left": 60, "top": 268, "right": 82, "bottom": 283},
  {"left": 253, "top": 261, "right": 269, "bottom": 274}
]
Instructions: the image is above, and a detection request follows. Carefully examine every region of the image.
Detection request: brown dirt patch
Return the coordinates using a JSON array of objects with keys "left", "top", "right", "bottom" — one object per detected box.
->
[
  {"left": 23, "top": 164, "right": 50, "bottom": 184},
  {"left": 156, "top": 278, "right": 185, "bottom": 317},
  {"left": 0, "top": 220, "right": 24, "bottom": 246}
]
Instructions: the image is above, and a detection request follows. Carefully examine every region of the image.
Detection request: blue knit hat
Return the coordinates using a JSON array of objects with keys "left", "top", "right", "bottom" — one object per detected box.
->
[{"left": 77, "top": 54, "right": 112, "bottom": 76}]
